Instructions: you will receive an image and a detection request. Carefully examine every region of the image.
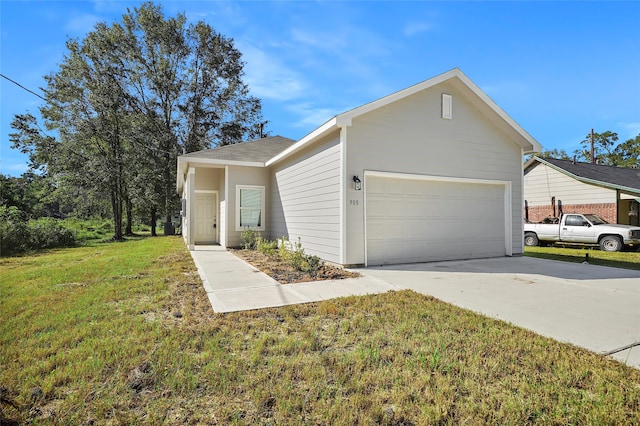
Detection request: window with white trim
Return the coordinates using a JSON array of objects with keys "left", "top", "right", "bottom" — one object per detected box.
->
[{"left": 236, "top": 185, "right": 265, "bottom": 231}]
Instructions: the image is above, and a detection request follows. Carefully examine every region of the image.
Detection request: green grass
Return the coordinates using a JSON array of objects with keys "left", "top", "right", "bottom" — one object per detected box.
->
[
  {"left": 525, "top": 245, "right": 640, "bottom": 271},
  {"left": 2, "top": 238, "right": 640, "bottom": 424}
]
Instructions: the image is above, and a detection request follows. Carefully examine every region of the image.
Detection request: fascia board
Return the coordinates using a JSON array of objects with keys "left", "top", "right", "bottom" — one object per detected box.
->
[
  {"left": 536, "top": 156, "right": 640, "bottom": 196},
  {"left": 454, "top": 72, "right": 542, "bottom": 154},
  {"left": 337, "top": 69, "right": 460, "bottom": 123},
  {"left": 265, "top": 117, "right": 338, "bottom": 166}
]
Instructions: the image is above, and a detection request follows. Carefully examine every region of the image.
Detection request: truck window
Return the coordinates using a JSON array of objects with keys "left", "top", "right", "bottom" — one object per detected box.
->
[
  {"left": 584, "top": 214, "right": 608, "bottom": 225},
  {"left": 565, "top": 215, "right": 584, "bottom": 226}
]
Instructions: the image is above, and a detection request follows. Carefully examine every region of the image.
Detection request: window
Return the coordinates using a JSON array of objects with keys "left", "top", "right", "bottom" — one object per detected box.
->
[
  {"left": 565, "top": 215, "right": 588, "bottom": 227},
  {"left": 236, "top": 185, "right": 265, "bottom": 231}
]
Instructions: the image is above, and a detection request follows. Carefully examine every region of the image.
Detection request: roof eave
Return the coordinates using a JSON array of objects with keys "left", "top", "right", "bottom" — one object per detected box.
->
[
  {"left": 176, "top": 156, "right": 265, "bottom": 193},
  {"left": 334, "top": 68, "right": 542, "bottom": 154},
  {"left": 534, "top": 156, "right": 640, "bottom": 196},
  {"left": 265, "top": 117, "right": 339, "bottom": 166}
]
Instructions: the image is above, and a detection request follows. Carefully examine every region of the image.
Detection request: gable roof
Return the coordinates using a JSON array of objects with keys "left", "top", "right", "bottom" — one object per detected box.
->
[
  {"left": 526, "top": 156, "right": 640, "bottom": 195},
  {"left": 267, "top": 68, "right": 542, "bottom": 166},
  {"left": 180, "top": 135, "right": 296, "bottom": 163},
  {"left": 177, "top": 136, "right": 296, "bottom": 192}
]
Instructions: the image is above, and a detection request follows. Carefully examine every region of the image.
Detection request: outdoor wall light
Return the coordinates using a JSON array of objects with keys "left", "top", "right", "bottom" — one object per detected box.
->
[{"left": 353, "top": 175, "right": 362, "bottom": 191}]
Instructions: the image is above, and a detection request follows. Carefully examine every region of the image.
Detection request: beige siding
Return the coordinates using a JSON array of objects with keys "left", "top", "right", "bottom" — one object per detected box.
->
[
  {"left": 194, "top": 167, "right": 220, "bottom": 190},
  {"left": 226, "top": 166, "right": 270, "bottom": 247},
  {"left": 345, "top": 80, "right": 524, "bottom": 264},
  {"left": 524, "top": 163, "right": 615, "bottom": 205},
  {"left": 270, "top": 134, "right": 342, "bottom": 264}
]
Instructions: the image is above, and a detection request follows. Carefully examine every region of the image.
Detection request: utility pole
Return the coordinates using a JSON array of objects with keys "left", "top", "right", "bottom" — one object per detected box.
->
[{"left": 590, "top": 128, "right": 595, "bottom": 164}]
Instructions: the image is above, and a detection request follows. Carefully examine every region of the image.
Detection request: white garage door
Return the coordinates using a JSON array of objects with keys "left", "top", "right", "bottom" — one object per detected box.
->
[{"left": 366, "top": 175, "right": 507, "bottom": 265}]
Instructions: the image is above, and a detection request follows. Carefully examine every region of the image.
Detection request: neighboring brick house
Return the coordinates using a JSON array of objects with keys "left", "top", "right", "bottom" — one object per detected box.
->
[{"left": 524, "top": 157, "right": 640, "bottom": 225}]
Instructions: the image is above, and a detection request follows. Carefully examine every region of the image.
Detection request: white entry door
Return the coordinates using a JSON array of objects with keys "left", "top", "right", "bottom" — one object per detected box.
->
[{"left": 194, "top": 193, "right": 217, "bottom": 244}]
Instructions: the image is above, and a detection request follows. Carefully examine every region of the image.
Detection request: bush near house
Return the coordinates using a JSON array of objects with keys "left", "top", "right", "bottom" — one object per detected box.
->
[{"left": 237, "top": 231, "right": 351, "bottom": 282}]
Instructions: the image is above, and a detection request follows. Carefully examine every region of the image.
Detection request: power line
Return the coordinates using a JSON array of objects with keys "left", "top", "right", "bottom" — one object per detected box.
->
[{"left": 1, "top": 73, "right": 46, "bottom": 101}]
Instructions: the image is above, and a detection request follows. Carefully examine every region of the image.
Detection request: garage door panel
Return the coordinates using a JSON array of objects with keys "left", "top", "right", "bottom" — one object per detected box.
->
[{"left": 366, "top": 176, "right": 507, "bottom": 265}]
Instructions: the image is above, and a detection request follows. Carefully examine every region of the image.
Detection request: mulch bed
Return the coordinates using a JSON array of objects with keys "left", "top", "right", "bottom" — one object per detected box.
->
[{"left": 231, "top": 249, "right": 360, "bottom": 284}]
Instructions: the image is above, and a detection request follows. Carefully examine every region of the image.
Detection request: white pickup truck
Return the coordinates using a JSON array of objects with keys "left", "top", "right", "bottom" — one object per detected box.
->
[{"left": 524, "top": 213, "right": 640, "bottom": 252}]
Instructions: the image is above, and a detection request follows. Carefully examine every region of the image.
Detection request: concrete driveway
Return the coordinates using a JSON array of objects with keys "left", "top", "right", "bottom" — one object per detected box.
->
[
  {"left": 356, "top": 256, "right": 640, "bottom": 369},
  {"left": 191, "top": 247, "right": 640, "bottom": 369}
]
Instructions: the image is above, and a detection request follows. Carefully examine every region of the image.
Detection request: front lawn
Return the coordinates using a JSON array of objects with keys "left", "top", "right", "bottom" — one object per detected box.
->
[
  {"left": 525, "top": 245, "right": 640, "bottom": 271},
  {"left": 2, "top": 237, "right": 640, "bottom": 424}
]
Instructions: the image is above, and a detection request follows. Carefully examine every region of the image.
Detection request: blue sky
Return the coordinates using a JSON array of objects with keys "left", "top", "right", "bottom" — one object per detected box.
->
[{"left": 1, "top": 1, "right": 639, "bottom": 176}]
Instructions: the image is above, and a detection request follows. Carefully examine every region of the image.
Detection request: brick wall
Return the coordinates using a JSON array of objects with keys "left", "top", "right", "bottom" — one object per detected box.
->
[{"left": 525, "top": 203, "right": 617, "bottom": 224}]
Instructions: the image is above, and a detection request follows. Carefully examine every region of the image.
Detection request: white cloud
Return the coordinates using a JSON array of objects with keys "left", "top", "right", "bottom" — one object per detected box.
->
[
  {"left": 64, "top": 14, "right": 103, "bottom": 34},
  {"left": 238, "top": 42, "right": 308, "bottom": 101},
  {"left": 403, "top": 21, "right": 432, "bottom": 37},
  {"left": 618, "top": 122, "right": 640, "bottom": 140},
  {"left": 286, "top": 103, "right": 340, "bottom": 129}
]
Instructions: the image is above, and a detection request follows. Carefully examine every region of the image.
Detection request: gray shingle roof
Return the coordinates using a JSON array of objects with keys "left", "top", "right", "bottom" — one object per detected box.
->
[
  {"left": 180, "top": 135, "right": 297, "bottom": 163},
  {"left": 539, "top": 157, "right": 640, "bottom": 192}
]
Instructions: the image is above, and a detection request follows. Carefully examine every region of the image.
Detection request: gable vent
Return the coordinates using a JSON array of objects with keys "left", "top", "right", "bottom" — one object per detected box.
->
[{"left": 442, "top": 93, "right": 452, "bottom": 120}]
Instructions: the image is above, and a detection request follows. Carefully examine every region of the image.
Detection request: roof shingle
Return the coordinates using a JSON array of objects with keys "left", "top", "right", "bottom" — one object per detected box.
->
[
  {"left": 180, "top": 135, "right": 297, "bottom": 163},
  {"left": 538, "top": 157, "right": 640, "bottom": 192}
]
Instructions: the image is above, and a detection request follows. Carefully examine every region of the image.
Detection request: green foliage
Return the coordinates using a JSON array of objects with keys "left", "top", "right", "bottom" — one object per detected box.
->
[
  {"left": 573, "top": 130, "right": 640, "bottom": 167},
  {"left": 10, "top": 2, "right": 268, "bottom": 240},
  {"left": 28, "top": 218, "right": 77, "bottom": 250},
  {"left": 277, "top": 237, "right": 325, "bottom": 277},
  {"left": 0, "top": 206, "right": 30, "bottom": 256},
  {"left": 0, "top": 206, "right": 78, "bottom": 256},
  {"left": 240, "top": 228, "right": 260, "bottom": 250},
  {"left": 243, "top": 235, "right": 325, "bottom": 277},
  {"left": 256, "top": 236, "right": 277, "bottom": 256}
]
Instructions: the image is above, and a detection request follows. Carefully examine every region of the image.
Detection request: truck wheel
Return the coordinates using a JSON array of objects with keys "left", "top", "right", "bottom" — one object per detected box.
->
[
  {"left": 599, "top": 235, "right": 622, "bottom": 252},
  {"left": 524, "top": 232, "right": 539, "bottom": 247}
]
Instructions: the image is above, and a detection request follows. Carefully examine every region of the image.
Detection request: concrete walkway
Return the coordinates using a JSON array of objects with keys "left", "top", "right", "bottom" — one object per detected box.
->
[
  {"left": 189, "top": 247, "right": 640, "bottom": 368},
  {"left": 189, "top": 246, "right": 396, "bottom": 313}
]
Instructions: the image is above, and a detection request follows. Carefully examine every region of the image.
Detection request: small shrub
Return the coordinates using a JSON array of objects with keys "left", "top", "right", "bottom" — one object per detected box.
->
[
  {"left": 241, "top": 228, "right": 260, "bottom": 250},
  {"left": 278, "top": 237, "right": 325, "bottom": 277},
  {"left": 29, "top": 218, "right": 77, "bottom": 249},
  {"left": 256, "top": 237, "right": 278, "bottom": 256},
  {"left": 0, "top": 207, "right": 78, "bottom": 256},
  {"left": 304, "top": 255, "right": 324, "bottom": 277},
  {"left": 0, "top": 206, "right": 30, "bottom": 256}
]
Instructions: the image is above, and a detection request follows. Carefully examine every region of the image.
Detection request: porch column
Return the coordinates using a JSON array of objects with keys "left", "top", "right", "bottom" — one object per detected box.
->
[{"left": 187, "top": 167, "right": 196, "bottom": 250}]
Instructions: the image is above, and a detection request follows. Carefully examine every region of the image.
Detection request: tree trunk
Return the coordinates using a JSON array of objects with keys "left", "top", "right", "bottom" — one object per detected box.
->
[
  {"left": 125, "top": 196, "right": 133, "bottom": 236},
  {"left": 151, "top": 208, "right": 157, "bottom": 237},
  {"left": 111, "top": 187, "right": 124, "bottom": 241}
]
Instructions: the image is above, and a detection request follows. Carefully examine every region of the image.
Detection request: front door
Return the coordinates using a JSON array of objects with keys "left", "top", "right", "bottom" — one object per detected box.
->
[{"left": 194, "top": 193, "right": 217, "bottom": 244}]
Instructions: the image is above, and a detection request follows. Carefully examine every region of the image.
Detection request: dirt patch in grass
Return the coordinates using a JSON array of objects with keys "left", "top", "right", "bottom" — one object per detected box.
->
[{"left": 231, "top": 249, "right": 359, "bottom": 284}]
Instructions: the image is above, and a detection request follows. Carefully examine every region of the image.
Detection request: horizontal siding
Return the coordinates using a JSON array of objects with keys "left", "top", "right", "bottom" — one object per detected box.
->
[
  {"left": 270, "top": 135, "right": 341, "bottom": 264},
  {"left": 524, "top": 163, "right": 614, "bottom": 205},
  {"left": 345, "top": 80, "right": 524, "bottom": 263}
]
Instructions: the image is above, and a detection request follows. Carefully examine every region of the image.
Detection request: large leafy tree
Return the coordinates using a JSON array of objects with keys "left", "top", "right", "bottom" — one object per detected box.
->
[
  {"left": 120, "top": 3, "right": 266, "bottom": 227},
  {"left": 11, "top": 2, "right": 267, "bottom": 238}
]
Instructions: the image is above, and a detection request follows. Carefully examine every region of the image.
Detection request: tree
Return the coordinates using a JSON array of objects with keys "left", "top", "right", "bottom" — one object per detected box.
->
[
  {"left": 574, "top": 130, "right": 619, "bottom": 165},
  {"left": 10, "top": 2, "right": 267, "bottom": 238},
  {"left": 37, "top": 22, "right": 132, "bottom": 240},
  {"left": 611, "top": 133, "right": 640, "bottom": 168},
  {"left": 120, "top": 2, "right": 267, "bottom": 228},
  {"left": 538, "top": 149, "right": 571, "bottom": 160}
]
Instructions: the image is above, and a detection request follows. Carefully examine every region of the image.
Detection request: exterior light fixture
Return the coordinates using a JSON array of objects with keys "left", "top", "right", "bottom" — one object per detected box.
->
[{"left": 353, "top": 175, "right": 362, "bottom": 191}]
